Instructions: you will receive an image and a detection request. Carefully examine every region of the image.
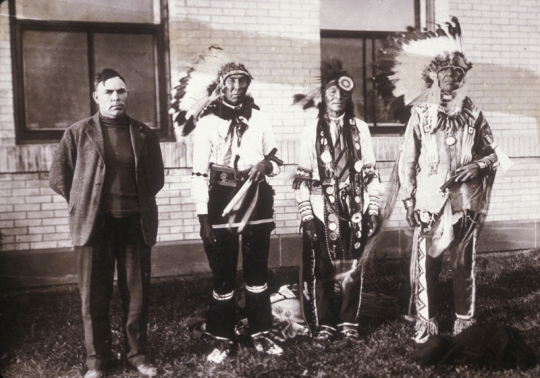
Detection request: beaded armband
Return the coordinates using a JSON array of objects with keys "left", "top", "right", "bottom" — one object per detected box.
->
[
  {"left": 292, "top": 166, "right": 314, "bottom": 190},
  {"left": 296, "top": 166, "right": 312, "bottom": 179},
  {"left": 298, "top": 201, "right": 314, "bottom": 222},
  {"left": 368, "top": 203, "right": 379, "bottom": 216},
  {"left": 368, "top": 194, "right": 380, "bottom": 215}
]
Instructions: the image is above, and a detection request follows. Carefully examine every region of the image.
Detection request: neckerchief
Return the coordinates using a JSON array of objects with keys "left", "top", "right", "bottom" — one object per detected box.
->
[{"left": 204, "top": 97, "right": 260, "bottom": 174}]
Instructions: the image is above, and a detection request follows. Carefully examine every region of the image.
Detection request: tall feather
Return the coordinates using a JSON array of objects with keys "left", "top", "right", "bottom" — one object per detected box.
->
[
  {"left": 451, "top": 16, "right": 464, "bottom": 53},
  {"left": 292, "top": 88, "right": 321, "bottom": 110},
  {"left": 169, "top": 45, "right": 232, "bottom": 138},
  {"left": 375, "top": 17, "right": 472, "bottom": 116}
]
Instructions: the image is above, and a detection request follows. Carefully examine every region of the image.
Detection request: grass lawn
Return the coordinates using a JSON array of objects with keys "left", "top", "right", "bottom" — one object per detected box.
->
[{"left": 1, "top": 249, "right": 540, "bottom": 377}]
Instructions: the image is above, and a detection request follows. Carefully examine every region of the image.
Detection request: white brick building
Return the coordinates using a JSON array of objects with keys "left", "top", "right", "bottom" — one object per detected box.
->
[{"left": 0, "top": 0, "right": 539, "bottom": 288}]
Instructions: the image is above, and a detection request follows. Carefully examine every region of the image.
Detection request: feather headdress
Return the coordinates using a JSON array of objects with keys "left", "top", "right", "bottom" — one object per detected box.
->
[
  {"left": 169, "top": 46, "right": 253, "bottom": 138},
  {"left": 376, "top": 17, "right": 472, "bottom": 118}
]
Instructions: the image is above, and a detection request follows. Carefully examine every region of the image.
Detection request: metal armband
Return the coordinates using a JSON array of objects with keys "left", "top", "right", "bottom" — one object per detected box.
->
[
  {"left": 475, "top": 160, "right": 489, "bottom": 174},
  {"left": 403, "top": 198, "right": 414, "bottom": 209}
]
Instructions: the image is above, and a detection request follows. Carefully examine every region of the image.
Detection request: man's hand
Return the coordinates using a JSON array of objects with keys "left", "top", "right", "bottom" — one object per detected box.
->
[
  {"left": 454, "top": 163, "right": 480, "bottom": 182},
  {"left": 406, "top": 206, "right": 420, "bottom": 227},
  {"left": 304, "top": 218, "right": 319, "bottom": 241},
  {"left": 367, "top": 214, "right": 380, "bottom": 236},
  {"left": 198, "top": 214, "right": 216, "bottom": 246},
  {"left": 248, "top": 160, "right": 272, "bottom": 182}
]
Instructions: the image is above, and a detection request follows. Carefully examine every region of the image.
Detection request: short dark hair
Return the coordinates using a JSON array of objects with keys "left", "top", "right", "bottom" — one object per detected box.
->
[{"left": 94, "top": 68, "right": 126, "bottom": 90}]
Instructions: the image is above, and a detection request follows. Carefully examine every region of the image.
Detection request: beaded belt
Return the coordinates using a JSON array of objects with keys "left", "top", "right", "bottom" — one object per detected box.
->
[{"left": 209, "top": 164, "right": 248, "bottom": 187}]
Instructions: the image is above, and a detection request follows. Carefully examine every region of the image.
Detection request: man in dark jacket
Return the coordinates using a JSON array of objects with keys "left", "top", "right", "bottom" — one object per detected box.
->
[{"left": 49, "top": 68, "right": 164, "bottom": 378}]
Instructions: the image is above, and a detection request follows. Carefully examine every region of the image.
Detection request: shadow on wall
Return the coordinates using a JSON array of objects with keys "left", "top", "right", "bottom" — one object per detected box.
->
[
  {"left": 169, "top": 18, "right": 540, "bottom": 142},
  {"left": 165, "top": 18, "right": 540, "bottom": 164},
  {"left": 168, "top": 18, "right": 321, "bottom": 87},
  {"left": 467, "top": 63, "right": 540, "bottom": 132}
]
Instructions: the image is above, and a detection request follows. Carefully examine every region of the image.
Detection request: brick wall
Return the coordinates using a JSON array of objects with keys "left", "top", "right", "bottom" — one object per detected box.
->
[
  {"left": 3, "top": 147, "right": 538, "bottom": 251},
  {"left": 159, "top": 0, "right": 322, "bottom": 241},
  {"left": 0, "top": 172, "right": 71, "bottom": 251},
  {"left": 447, "top": 0, "right": 540, "bottom": 138},
  {"left": 0, "top": 0, "right": 539, "bottom": 255},
  {"left": 168, "top": 0, "right": 321, "bottom": 138},
  {"left": 0, "top": 0, "right": 322, "bottom": 251},
  {"left": 382, "top": 157, "right": 540, "bottom": 229}
]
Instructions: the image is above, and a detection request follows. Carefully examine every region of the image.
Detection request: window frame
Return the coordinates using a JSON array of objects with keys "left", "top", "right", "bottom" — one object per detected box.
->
[
  {"left": 320, "top": 0, "right": 421, "bottom": 135},
  {"left": 320, "top": 29, "right": 405, "bottom": 135},
  {"left": 9, "top": 0, "right": 172, "bottom": 144}
]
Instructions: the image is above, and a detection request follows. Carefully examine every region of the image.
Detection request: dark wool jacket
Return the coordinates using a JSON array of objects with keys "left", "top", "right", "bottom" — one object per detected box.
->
[{"left": 49, "top": 112, "right": 164, "bottom": 247}]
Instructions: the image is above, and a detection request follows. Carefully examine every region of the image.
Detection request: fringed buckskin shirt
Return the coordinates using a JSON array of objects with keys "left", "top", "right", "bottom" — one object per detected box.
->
[{"left": 398, "top": 97, "right": 497, "bottom": 213}]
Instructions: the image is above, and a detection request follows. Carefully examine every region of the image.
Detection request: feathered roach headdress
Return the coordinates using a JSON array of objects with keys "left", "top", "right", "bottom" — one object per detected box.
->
[
  {"left": 292, "top": 58, "right": 358, "bottom": 190},
  {"left": 169, "top": 46, "right": 254, "bottom": 138},
  {"left": 293, "top": 57, "right": 355, "bottom": 112},
  {"left": 376, "top": 17, "right": 472, "bottom": 122}
]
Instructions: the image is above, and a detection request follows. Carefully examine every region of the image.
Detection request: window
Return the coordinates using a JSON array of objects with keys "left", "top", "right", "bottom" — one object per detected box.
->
[
  {"left": 10, "top": 0, "right": 170, "bottom": 143},
  {"left": 320, "top": 0, "right": 421, "bottom": 134}
]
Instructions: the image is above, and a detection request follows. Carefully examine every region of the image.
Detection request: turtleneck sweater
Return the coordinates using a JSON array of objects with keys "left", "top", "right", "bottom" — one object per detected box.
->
[{"left": 100, "top": 114, "right": 139, "bottom": 218}]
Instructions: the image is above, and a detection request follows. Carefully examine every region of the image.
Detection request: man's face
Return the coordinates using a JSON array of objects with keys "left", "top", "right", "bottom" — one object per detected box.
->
[
  {"left": 93, "top": 76, "right": 129, "bottom": 118},
  {"left": 223, "top": 74, "right": 250, "bottom": 106},
  {"left": 324, "top": 84, "right": 350, "bottom": 116},
  {"left": 437, "top": 67, "right": 465, "bottom": 94}
]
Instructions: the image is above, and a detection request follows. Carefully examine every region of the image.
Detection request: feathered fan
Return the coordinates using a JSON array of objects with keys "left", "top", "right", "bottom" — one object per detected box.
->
[{"left": 169, "top": 45, "right": 231, "bottom": 138}]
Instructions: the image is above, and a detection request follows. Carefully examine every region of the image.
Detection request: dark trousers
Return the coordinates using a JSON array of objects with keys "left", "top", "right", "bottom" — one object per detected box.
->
[
  {"left": 76, "top": 215, "right": 151, "bottom": 370},
  {"left": 305, "top": 217, "right": 362, "bottom": 330},
  {"left": 203, "top": 224, "right": 273, "bottom": 340}
]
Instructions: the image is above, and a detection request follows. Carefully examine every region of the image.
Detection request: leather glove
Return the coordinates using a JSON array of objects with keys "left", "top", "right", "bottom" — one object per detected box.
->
[
  {"left": 248, "top": 160, "right": 273, "bottom": 182},
  {"left": 304, "top": 218, "right": 319, "bottom": 241},
  {"left": 198, "top": 214, "right": 216, "bottom": 246},
  {"left": 367, "top": 214, "right": 380, "bottom": 236},
  {"left": 406, "top": 206, "right": 420, "bottom": 227}
]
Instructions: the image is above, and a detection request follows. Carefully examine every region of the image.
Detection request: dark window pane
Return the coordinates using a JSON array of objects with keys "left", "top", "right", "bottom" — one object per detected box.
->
[
  {"left": 22, "top": 31, "right": 90, "bottom": 130},
  {"left": 320, "top": 38, "right": 366, "bottom": 119},
  {"left": 364, "top": 38, "right": 376, "bottom": 123},
  {"left": 321, "top": 35, "right": 402, "bottom": 127},
  {"left": 364, "top": 37, "right": 395, "bottom": 125},
  {"left": 372, "top": 38, "right": 397, "bottom": 124},
  {"left": 94, "top": 33, "right": 158, "bottom": 128}
]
